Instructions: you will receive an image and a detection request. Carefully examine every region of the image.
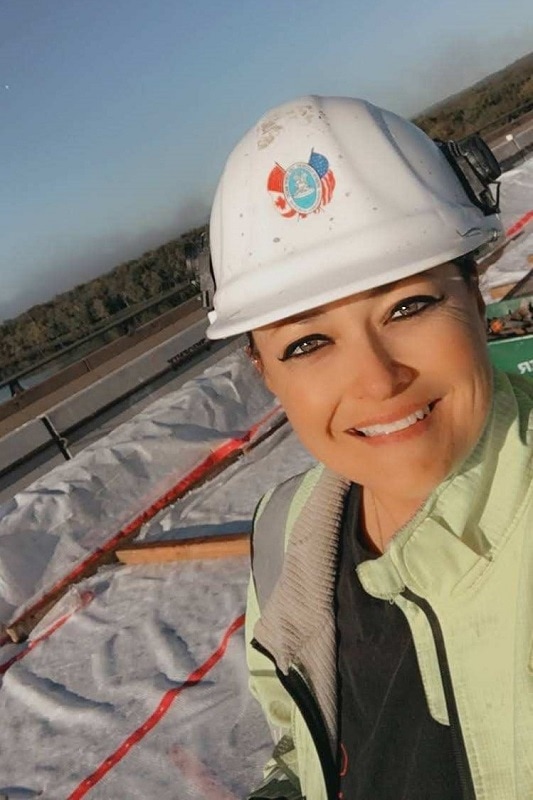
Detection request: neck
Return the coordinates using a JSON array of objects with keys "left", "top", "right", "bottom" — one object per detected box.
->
[{"left": 361, "top": 487, "right": 425, "bottom": 553}]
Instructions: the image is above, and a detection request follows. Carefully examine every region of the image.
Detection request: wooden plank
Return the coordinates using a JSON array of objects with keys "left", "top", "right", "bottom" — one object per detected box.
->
[{"left": 115, "top": 533, "right": 250, "bottom": 564}]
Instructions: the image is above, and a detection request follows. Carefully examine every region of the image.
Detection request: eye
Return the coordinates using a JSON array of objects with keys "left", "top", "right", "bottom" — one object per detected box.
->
[
  {"left": 279, "top": 334, "right": 331, "bottom": 361},
  {"left": 389, "top": 294, "right": 444, "bottom": 321}
]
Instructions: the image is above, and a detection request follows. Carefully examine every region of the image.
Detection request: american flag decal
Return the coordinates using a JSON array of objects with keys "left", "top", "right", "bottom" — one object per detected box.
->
[{"left": 267, "top": 150, "right": 336, "bottom": 218}]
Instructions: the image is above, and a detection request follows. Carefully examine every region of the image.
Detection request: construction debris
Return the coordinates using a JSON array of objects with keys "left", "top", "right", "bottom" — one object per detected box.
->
[{"left": 486, "top": 299, "right": 533, "bottom": 340}]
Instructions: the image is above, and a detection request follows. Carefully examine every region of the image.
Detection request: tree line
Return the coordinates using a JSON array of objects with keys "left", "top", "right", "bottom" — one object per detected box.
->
[
  {"left": 414, "top": 51, "right": 533, "bottom": 139},
  {"left": 0, "top": 227, "right": 206, "bottom": 380}
]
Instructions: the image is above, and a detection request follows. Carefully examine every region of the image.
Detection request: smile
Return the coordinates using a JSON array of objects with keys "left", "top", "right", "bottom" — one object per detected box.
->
[{"left": 349, "top": 404, "right": 433, "bottom": 438}]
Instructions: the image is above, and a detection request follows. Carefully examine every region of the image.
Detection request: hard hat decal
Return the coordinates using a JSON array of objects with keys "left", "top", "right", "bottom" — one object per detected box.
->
[{"left": 267, "top": 149, "right": 336, "bottom": 218}]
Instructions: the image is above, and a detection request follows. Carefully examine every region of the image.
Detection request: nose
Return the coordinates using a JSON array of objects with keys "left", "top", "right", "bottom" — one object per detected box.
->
[{"left": 346, "top": 329, "right": 415, "bottom": 401}]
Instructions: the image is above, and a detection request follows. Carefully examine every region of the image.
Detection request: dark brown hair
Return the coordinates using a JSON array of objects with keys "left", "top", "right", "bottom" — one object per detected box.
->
[{"left": 453, "top": 253, "right": 478, "bottom": 286}]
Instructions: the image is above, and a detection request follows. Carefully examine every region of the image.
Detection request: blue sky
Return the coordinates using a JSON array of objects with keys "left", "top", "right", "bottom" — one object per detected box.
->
[{"left": 1, "top": 0, "right": 531, "bottom": 319}]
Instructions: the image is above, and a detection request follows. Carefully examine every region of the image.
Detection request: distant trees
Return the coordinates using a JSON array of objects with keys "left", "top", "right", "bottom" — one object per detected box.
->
[
  {"left": 414, "top": 52, "right": 533, "bottom": 139},
  {"left": 0, "top": 226, "right": 206, "bottom": 380}
]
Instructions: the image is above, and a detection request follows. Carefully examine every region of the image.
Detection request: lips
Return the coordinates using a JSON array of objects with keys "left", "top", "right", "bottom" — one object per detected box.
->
[{"left": 348, "top": 402, "right": 436, "bottom": 438}]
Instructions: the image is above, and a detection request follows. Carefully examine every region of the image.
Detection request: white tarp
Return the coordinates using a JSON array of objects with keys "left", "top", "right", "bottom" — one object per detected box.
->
[
  {"left": 479, "top": 157, "right": 533, "bottom": 299},
  {"left": 0, "top": 352, "right": 282, "bottom": 624},
  {"left": 0, "top": 352, "right": 314, "bottom": 798}
]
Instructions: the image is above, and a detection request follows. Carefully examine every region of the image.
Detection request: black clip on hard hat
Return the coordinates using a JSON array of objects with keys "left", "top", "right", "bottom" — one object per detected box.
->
[{"left": 436, "top": 134, "right": 501, "bottom": 216}]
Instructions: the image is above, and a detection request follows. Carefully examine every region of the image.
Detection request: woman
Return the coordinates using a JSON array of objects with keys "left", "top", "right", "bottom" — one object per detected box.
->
[{"left": 207, "top": 97, "right": 533, "bottom": 799}]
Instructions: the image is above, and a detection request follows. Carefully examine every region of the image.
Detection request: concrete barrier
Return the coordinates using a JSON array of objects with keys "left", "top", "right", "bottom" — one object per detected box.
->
[
  {"left": 0, "top": 419, "right": 51, "bottom": 474},
  {"left": 0, "top": 297, "right": 203, "bottom": 423},
  {"left": 48, "top": 318, "right": 208, "bottom": 433},
  {"left": 0, "top": 317, "right": 209, "bottom": 476}
]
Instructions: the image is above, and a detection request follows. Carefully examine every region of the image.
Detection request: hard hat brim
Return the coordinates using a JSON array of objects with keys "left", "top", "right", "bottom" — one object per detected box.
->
[{"left": 206, "top": 213, "right": 501, "bottom": 339}]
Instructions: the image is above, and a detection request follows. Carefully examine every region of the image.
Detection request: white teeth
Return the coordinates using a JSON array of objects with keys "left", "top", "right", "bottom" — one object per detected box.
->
[{"left": 354, "top": 405, "right": 431, "bottom": 437}]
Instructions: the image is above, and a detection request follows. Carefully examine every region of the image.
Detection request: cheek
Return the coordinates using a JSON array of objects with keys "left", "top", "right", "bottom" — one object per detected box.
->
[
  {"left": 429, "top": 314, "right": 491, "bottom": 390},
  {"left": 264, "top": 365, "right": 338, "bottom": 438},
  {"left": 415, "top": 315, "right": 492, "bottom": 455}
]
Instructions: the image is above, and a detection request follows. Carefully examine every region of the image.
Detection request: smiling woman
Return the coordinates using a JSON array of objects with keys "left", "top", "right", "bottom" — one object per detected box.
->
[
  {"left": 251, "top": 262, "right": 492, "bottom": 542},
  {"left": 206, "top": 96, "right": 533, "bottom": 799}
]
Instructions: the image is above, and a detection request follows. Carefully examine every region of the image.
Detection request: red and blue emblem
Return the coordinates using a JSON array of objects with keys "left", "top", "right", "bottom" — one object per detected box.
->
[{"left": 267, "top": 150, "right": 336, "bottom": 218}]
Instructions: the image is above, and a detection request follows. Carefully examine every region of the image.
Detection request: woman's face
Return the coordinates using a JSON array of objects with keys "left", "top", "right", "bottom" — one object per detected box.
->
[{"left": 252, "top": 262, "right": 492, "bottom": 508}]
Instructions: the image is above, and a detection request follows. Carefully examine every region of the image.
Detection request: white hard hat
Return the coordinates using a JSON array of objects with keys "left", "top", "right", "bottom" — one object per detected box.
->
[{"left": 207, "top": 95, "right": 503, "bottom": 339}]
